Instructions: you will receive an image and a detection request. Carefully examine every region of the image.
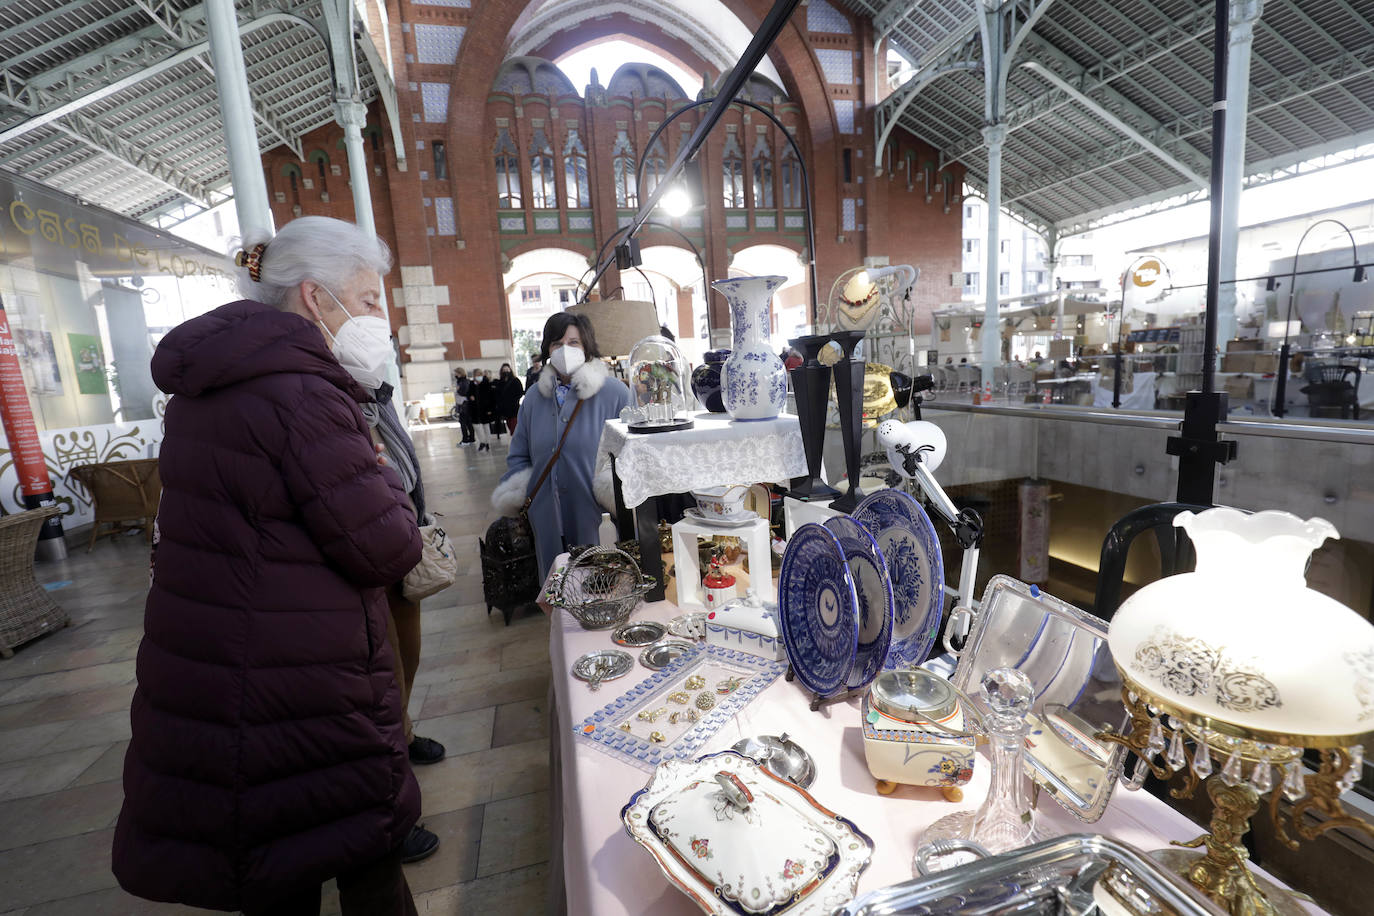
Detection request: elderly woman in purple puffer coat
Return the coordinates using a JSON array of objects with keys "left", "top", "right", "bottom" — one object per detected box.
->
[{"left": 112, "top": 218, "right": 424, "bottom": 916}]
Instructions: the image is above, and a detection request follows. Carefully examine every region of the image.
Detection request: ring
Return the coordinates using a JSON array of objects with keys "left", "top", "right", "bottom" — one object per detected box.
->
[{"left": 649, "top": 731, "right": 666, "bottom": 744}]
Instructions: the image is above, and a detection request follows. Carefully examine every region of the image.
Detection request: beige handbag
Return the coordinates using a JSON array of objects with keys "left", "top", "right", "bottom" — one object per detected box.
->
[
  {"left": 402, "top": 521, "right": 457, "bottom": 601},
  {"left": 367, "top": 424, "right": 458, "bottom": 601}
]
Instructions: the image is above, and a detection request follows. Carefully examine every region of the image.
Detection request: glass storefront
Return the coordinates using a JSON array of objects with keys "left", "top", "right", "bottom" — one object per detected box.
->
[{"left": 0, "top": 169, "right": 234, "bottom": 524}]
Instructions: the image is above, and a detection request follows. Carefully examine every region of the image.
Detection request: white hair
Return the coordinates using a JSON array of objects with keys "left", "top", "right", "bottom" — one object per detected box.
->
[{"left": 232, "top": 216, "right": 392, "bottom": 307}]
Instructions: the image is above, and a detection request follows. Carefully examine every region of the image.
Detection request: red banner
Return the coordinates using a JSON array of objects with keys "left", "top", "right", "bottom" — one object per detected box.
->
[{"left": 0, "top": 299, "right": 63, "bottom": 541}]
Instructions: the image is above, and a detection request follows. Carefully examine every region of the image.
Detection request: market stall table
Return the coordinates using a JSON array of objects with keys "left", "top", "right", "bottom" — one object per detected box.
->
[
  {"left": 597, "top": 412, "right": 806, "bottom": 600},
  {"left": 547, "top": 596, "right": 1328, "bottom": 916}
]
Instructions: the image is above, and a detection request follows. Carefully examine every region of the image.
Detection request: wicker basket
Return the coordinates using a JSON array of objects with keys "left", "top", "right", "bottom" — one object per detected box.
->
[{"left": 547, "top": 545, "right": 655, "bottom": 630}]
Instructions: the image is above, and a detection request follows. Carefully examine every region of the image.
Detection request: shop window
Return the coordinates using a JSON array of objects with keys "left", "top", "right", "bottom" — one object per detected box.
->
[
  {"left": 564, "top": 129, "right": 590, "bottom": 208},
  {"left": 529, "top": 130, "right": 556, "bottom": 209},
  {"left": 494, "top": 128, "right": 521, "bottom": 209},
  {"left": 751, "top": 138, "right": 773, "bottom": 209},
  {"left": 722, "top": 133, "right": 745, "bottom": 209},
  {"left": 432, "top": 141, "right": 448, "bottom": 181}
]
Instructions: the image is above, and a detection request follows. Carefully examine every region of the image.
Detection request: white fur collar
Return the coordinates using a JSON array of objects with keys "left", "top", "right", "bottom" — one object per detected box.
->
[{"left": 536, "top": 358, "right": 609, "bottom": 400}]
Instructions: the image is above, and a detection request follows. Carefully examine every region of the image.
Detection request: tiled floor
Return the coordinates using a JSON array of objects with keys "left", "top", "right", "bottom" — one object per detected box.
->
[{"left": 0, "top": 425, "right": 550, "bottom": 915}]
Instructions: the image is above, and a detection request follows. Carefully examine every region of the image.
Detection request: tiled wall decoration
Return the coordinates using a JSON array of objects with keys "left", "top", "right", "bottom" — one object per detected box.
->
[
  {"left": 421, "top": 83, "right": 449, "bottom": 122},
  {"left": 414, "top": 24, "right": 465, "bottom": 65},
  {"left": 435, "top": 197, "right": 456, "bottom": 235},
  {"left": 807, "top": 0, "right": 853, "bottom": 34},
  {"left": 815, "top": 49, "right": 854, "bottom": 85},
  {"left": 834, "top": 99, "right": 855, "bottom": 134}
]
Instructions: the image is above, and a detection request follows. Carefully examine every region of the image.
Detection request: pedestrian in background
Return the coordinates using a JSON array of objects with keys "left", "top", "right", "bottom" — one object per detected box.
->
[
  {"left": 496, "top": 362, "right": 523, "bottom": 434},
  {"left": 453, "top": 367, "right": 475, "bottom": 446}
]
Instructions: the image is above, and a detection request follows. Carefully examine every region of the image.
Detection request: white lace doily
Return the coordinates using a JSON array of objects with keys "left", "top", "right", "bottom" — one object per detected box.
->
[{"left": 599, "top": 413, "right": 806, "bottom": 509}]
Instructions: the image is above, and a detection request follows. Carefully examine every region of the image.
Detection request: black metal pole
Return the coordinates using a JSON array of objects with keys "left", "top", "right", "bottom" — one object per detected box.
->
[
  {"left": 1272, "top": 219, "right": 1362, "bottom": 417},
  {"left": 1167, "top": 0, "right": 1236, "bottom": 506}
]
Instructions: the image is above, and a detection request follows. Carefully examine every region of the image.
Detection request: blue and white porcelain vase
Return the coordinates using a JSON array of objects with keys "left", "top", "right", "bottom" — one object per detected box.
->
[{"left": 711, "top": 275, "right": 787, "bottom": 421}]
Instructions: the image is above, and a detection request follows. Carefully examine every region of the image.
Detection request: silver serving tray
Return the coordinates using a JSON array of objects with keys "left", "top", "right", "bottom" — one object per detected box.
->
[
  {"left": 571, "top": 649, "right": 633, "bottom": 690},
  {"left": 832, "top": 834, "right": 1225, "bottom": 916},
  {"left": 952, "top": 576, "right": 1128, "bottom": 823},
  {"left": 613, "top": 620, "right": 668, "bottom": 647},
  {"left": 640, "top": 639, "right": 697, "bottom": 670}
]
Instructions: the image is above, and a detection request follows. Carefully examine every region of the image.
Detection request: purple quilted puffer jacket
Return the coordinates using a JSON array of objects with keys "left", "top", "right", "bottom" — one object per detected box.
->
[{"left": 112, "top": 300, "right": 422, "bottom": 911}]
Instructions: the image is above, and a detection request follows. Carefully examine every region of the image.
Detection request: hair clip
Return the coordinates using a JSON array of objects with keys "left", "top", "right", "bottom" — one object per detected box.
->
[{"left": 234, "top": 242, "right": 268, "bottom": 282}]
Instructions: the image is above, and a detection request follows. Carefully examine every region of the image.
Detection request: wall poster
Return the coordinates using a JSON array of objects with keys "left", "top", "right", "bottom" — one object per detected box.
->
[{"left": 67, "top": 332, "right": 107, "bottom": 395}]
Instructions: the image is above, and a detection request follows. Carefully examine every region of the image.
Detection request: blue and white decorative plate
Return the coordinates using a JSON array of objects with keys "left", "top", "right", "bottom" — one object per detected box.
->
[
  {"left": 851, "top": 490, "right": 944, "bottom": 670},
  {"left": 822, "top": 516, "right": 894, "bottom": 691},
  {"left": 778, "top": 523, "right": 860, "bottom": 699}
]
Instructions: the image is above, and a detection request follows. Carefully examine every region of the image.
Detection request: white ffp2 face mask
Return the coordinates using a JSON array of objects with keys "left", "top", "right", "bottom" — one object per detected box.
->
[
  {"left": 550, "top": 344, "right": 585, "bottom": 377},
  {"left": 318, "top": 286, "right": 392, "bottom": 390}
]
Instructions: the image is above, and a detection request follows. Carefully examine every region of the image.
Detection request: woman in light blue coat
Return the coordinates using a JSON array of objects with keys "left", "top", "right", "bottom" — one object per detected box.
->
[{"left": 492, "top": 313, "right": 631, "bottom": 578}]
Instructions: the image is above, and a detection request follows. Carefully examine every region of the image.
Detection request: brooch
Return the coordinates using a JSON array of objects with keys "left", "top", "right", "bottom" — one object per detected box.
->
[
  {"left": 637, "top": 707, "right": 667, "bottom": 723},
  {"left": 685, "top": 674, "right": 707, "bottom": 691},
  {"left": 619, "top": 722, "right": 633, "bottom": 733},
  {"left": 668, "top": 691, "right": 691, "bottom": 705},
  {"left": 695, "top": 692, "right": 716, "bottom": 711},
  {"left": 716, "top": 676, "right": 744, "bottom": 695}
]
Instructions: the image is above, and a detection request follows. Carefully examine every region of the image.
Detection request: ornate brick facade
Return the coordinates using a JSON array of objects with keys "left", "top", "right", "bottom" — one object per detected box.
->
[{"left": 261, "top": 0, "right": 963, "bottom": 395}]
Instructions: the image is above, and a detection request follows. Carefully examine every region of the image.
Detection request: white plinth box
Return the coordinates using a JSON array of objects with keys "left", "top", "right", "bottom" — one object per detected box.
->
[{"left": 670, "top": 516, "right": 773, "bottom": 610}]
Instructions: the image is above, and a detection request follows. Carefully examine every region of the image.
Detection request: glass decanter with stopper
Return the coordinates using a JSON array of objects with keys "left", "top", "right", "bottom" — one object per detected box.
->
[{"left": 914, "top": 667, "right": 1039, "bottom": 873}]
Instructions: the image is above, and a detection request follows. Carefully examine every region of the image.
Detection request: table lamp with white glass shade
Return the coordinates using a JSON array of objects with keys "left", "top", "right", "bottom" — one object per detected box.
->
[{"left": 1101, "top": 506, "right": 1374, "bottom": 916}]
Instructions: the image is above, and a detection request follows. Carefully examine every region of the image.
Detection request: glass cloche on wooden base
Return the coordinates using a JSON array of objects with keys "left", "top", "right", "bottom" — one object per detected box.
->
[{"left": 624, "top": 335, "right": 694, "bottom": 434}]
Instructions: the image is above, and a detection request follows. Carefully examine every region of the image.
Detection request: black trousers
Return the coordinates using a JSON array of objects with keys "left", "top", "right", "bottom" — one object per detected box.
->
[{"left": 242, "top": 847, "right": 418, "bottom": 916}]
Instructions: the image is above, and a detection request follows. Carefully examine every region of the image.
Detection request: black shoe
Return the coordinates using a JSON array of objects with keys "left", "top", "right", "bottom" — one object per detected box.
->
[
  {"left": 409, "top": 735, "right": 446, "bottom": 765},
  {"left": 401, "top": 824, "right": 440, "bottom": 864},
  {"left": 478, "top": 442, "right": 490, "bottom": 452}
]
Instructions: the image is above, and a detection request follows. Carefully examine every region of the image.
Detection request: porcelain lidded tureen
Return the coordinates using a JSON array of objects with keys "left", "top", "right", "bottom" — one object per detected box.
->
[
  {"left": 1109, "top": 507, "right": 1374, "bottom": 740},
  {"left": 622, "top": 751, "right": 873, "bottom": 915}
]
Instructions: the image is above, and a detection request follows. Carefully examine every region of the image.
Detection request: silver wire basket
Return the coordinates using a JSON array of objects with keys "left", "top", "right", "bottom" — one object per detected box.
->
[{"left": 547, "top": 545, "right": 656, "bottom": 630}]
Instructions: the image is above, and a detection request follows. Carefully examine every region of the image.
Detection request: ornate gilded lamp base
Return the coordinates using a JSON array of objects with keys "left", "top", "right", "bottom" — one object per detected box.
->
[
  {"left": 1152, "top": 780, "right": 1308, "bottom": 916},
  {"left": 1099, "top": 678, "right": 1370, "bottom": 916}
]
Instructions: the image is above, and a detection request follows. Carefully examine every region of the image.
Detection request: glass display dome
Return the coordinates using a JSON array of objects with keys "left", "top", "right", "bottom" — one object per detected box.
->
[{"left": 626, "top": 335, "right": 694, "bottom": 434}]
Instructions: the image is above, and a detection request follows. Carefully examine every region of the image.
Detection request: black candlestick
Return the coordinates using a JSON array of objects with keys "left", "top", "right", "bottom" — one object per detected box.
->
[
  {"left": 828, "top": 330, "right": 866, "bottom": 514},
  {"left": 787, "top": 334, "right": 840, "bottom": 501}
]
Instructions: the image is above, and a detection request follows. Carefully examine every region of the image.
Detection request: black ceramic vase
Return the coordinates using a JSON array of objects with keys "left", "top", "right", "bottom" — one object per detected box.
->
[
  {"left": 828, "top": 330, "right": 867, "bottom": 514},
  {"left": 690, "top": 348, "right": 731, "bottom": 413},
  {"left": 787, "top": 334, "right": 840, "bottom": 501}
]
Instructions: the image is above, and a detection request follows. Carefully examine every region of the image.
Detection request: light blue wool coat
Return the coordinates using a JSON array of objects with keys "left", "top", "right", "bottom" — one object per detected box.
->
[{"left": 492, "top": 359, "right": 631, "bottom": 578}]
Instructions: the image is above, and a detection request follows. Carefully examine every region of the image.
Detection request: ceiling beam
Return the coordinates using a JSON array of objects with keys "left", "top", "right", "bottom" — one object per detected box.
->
[
  {"left": 938, "top": 3, "right": 1216, "bottom": 164},
  {"left": 50, "top": 111, "right": 211, "bottom": 207},
  {"left": 0, "top": 6, "right": 320, "bottom": 145}
]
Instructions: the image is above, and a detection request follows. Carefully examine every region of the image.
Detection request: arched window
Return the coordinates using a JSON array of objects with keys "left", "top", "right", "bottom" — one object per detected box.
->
[
  {"left": 779, "top": 147, "right": 802, "bottom": 208},
  {"left": 494, "top": 128, "right": 521, "bottom": 209},
  {"left": 612, "top": 130, "right": 637, "bottom": 208},
  {"left": 751, "top": 137, "right": 773, "bottom": 209},
  {"left": 308, "top": 150, "right": 329, "bottom": 193},
  {"left": 642, "top": 137, "right": 667, "bottom": 200},
  {"left": 529, "top": 130, "right": 556, "bottom": 209},
  {"left": 281, "top": 163, "right": 303, "bottom": 205},
  {"left": 722, "top": 133, "right": 745, "bottom": 209},
  {"left": 563, "top": 129, "right": 589, "bottom": 208}
]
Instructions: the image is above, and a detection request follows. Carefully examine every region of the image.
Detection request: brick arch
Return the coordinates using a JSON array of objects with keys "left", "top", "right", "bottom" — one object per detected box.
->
[
  {"left": 447, "top": 0, "right": 837, "bottom": 319},
  {"left": 502, "top": 238, "right": 596, "bottom": 262}
]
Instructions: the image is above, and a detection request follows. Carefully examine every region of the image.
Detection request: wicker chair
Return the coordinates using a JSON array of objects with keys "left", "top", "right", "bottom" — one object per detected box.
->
[
  {"left": 0, "top": 506, "right": 68, "bottom": 658},
  {"left": 68, "top": 458, "right": 161, "bottom": 552}
]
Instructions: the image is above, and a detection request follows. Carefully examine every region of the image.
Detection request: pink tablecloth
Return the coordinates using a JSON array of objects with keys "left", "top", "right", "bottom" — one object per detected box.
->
[{"left": 549, "top": 598, "right": 1323, "bottom": 915}]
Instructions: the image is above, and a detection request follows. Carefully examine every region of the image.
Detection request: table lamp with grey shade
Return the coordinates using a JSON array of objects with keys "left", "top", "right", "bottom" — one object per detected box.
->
[{"left": 566, "top": 299, "right": 661, "bottom": 359}]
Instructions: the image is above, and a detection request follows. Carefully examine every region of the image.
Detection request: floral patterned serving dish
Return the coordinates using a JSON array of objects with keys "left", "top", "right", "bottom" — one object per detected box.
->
[{"left": 623, "top": 750, "right": 873, "bottom": 916}]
